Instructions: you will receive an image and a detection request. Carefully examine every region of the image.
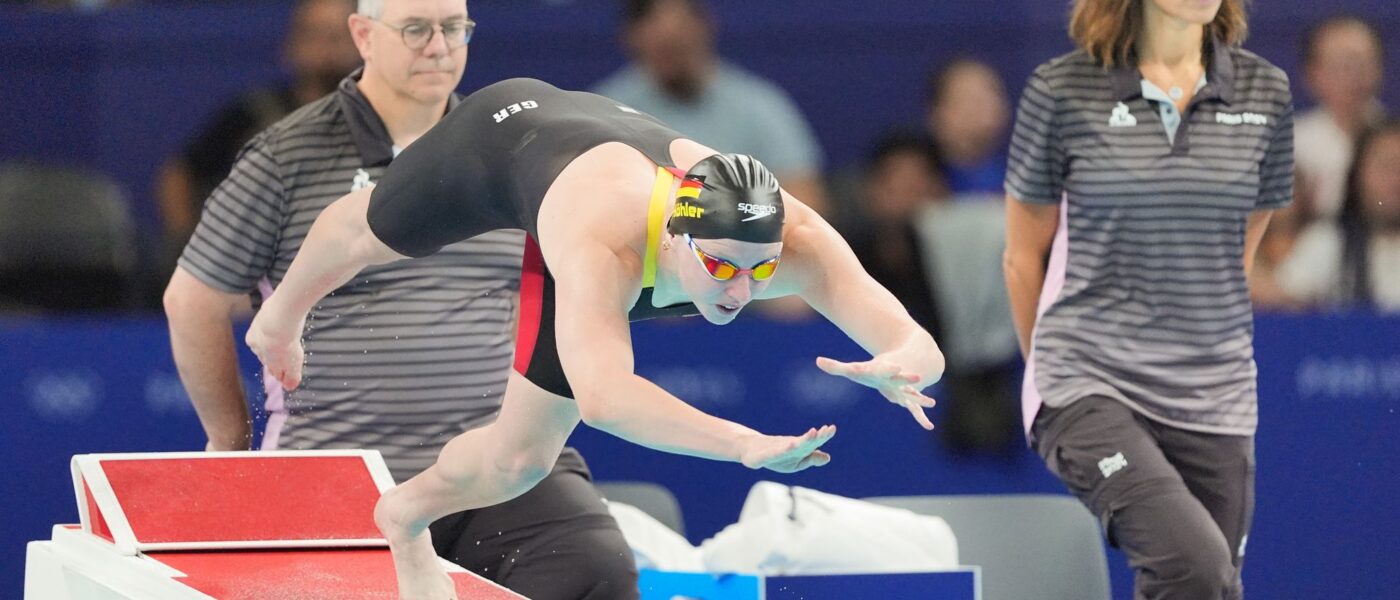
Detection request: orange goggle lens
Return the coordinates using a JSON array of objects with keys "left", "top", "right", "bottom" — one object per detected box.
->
[
  {"left": 691, "top": 240, "right": 780, "bottom": 282},
  {"left": 750, "top": 260, "right": 779, "bottom": 280}
]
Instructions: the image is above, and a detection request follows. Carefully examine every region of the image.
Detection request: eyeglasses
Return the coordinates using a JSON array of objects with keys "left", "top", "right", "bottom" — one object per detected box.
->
[
  {"left": 373, "top": 18, "right": 476, "bottom": 50},
  {"left": 684, "top": 234, "right": 780, "bottom": 282}
]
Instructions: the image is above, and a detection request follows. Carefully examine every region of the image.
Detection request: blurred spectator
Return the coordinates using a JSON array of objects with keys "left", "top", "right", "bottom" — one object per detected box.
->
[
  {"left": 594, "top": 0, "right": 830, "bottom": 320},
  {"left": 593, "top": 0, "right": 829, "bottom": 216},
  {"left": 154, "top": 0, "right": 360, "bottom": 272},
  {"left": 850, "top": 133, "right": 1021, "bottom": 454},
  {"left": 1295, "top": 16, "right": 1386, "bottom": 220},
  {"left": 1277, "top": 121, "right": 1400, "bottom": 311},
  {"left": 848, "top": 134, "right": 946, "bottom": 336},
  {"left": 924, "top": 58, "right": 1011, "bottom": 200}
]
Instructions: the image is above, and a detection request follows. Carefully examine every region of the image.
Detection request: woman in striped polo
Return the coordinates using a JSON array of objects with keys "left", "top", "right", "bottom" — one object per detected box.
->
[{"left": 1002, "top": 0, "right": 1293, "bottom": 598}]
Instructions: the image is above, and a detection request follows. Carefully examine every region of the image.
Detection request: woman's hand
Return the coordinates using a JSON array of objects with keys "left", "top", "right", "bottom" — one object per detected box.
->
[
  {"left": 245, "top": 304, "right": 307, "bottom": 391},
  {"left": 739, "top": 425, "right": 837, "bottom": 473},
  {"left": 816, "top": 356, "right": 937, "bottom": 430}
]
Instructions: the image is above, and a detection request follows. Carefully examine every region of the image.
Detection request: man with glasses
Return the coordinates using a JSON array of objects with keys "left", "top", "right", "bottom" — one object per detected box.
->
[
  {"left": 243, "top": 74, "right": 947, "bottom": 599},
  {"left": 163, "top": 1, "right": 639, "bottom": 598}
]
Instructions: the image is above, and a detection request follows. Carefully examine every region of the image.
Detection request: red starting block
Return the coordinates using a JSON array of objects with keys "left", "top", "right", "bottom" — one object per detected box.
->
[{"left": 25, "top": 451, "right": 526, "bottom": 599}]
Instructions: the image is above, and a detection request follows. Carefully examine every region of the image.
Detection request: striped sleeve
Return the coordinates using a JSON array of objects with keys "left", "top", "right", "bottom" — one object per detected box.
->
[
  {"left": 1256, "top": 84, "right": 1295, "bottom": 210},
  {"left": 1005, "top": 66, "right": 1065, "bottom": 204},
  {"left": 177, "top": 134, "right": 285, "bottom": 293}
]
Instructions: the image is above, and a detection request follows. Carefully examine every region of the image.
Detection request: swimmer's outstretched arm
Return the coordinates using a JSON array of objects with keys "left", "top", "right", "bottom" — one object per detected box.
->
[
  {"left": 246, "top": 188, "right": 406, "bottom": 389},
  {"left": 776, "top": 194, "right": 947, "bottom": 429},
  {"left": 553, "top": 240, "right": 835, "bottom": 472}
]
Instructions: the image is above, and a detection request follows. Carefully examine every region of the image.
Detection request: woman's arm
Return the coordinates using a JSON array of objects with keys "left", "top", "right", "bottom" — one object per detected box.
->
[
  {"left": 775, "top": 197, "right": 944, "bottom": 429},
  {"left": 552, "top": 239, "right": 835, "bottom": 472},
  {"left": 245, "top": 187, "right": 406, "bottom": 389},
  {"left": 1002, "top": 194, "right": 1060, "bottom": 358},
  {"left": 1242, "top": 209, "right": 1275, "bottom": 283}
]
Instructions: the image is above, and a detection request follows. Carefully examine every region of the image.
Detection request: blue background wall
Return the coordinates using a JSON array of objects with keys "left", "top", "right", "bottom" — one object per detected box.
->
[{"left": 2, "top": 1, "right": 1399, "bottom": 598}]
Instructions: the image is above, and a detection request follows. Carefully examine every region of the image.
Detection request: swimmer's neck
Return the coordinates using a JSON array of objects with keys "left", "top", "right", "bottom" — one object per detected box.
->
[
  {"left": 648, "top": 230, "right": 688, "bottom": 307},
  {"left": 640, "top": 172, "right": 690, "bottom": 306}
]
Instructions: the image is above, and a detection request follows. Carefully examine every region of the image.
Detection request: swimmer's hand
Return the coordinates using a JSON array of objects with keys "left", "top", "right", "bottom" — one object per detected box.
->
[
  {"left": 740, "top": 425, "right": 836, "bottom": 473},
  {"left": 816, "top": 356, "right": 937, "bottom": 430},
  {"left": 245, "top": 307, "right": 306, "bottom": 391}
]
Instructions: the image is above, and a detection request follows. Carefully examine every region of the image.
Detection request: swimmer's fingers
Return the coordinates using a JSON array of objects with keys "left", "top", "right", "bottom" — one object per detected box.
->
[
  {"left": 743, "top": 426, "right": 836, "bottom": 472},
  {"left": 891, "top": 384, "right": 936, "bottom": 409},
  {"left": 820, "top": 356, "right": 933, "bottom": 429},
  {"left": 779, "top": 426, "right": 835, "bottom": 472},
  {"left": 816, "top": 356, "right": 885, "bottom": 383},
  {"left": 245, "top": 310, "right": 307, "bottom": 391},
  {"left": 793, "top": 450, "right": 832, "bottom": 471},
  {"left": 816, "top": 356, "right": 889, "bottom": 380},
  {"left": 794, "top": 424, "right": 836, "bottom": 454},
  {"left": 282, "top": 348, "right": 304, "bottom": 390},
  {"left": 276, "top": 361, "right": 303, "bottom": 391},
  {"left": 249, "top": 337, "right": 303, "bottom": 391},
  {"left": 878, "top": 385, "right": 936, "bottom": 430},
  {"left": 775, "top": 426, "right": 835, "bottom": 464},
  {"left": 817, "top": 356, "right": 921, "bottom": 388},
  {"left": 817, "top": 358, "right": 856, "bottom": 377},
  {"left": 903, "top": 396, "right": 936, "bottom": 431}
]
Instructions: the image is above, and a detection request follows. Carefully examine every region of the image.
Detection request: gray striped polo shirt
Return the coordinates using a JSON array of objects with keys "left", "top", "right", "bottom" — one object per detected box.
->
[
  {"left": 180, "top": 72, "right": 525, "bottom": 481},
  {"left": 1005, "top": 42, "right": 1293, "bottom": 436}
]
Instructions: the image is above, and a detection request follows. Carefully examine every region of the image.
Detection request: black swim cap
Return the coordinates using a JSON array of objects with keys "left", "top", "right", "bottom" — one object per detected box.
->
[{"left": 666, "top": 153, "right": 785, "bottom": 244}]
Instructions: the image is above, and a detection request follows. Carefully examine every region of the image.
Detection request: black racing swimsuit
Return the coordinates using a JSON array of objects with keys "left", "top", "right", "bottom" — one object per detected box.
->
[{"left": 366, "top": 78, "right": 700, "bottom": 398}]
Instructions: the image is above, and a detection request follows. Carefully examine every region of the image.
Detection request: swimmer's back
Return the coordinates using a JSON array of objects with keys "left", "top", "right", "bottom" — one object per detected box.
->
[{"left": 367, "top": 78, "right": 686, "bottom": 257}]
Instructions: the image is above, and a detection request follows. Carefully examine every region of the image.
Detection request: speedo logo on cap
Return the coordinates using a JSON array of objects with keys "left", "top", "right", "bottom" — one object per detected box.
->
[
  {"left": 738, "top": 203, "right": 778, "bottom": 222},
  {"left": 674, "top": 201, "right": 706, "bottom": 219}
]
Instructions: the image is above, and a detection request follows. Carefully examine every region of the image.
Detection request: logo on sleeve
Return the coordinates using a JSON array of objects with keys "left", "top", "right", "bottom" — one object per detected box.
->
[{"left": 1109, "top": 102, "right": 1138, "bottom": 127}]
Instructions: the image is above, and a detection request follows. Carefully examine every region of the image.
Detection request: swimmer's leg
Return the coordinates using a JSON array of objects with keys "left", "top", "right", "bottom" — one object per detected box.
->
[{"left": 374, "top": 372, "right": 580, "bottom": 599}]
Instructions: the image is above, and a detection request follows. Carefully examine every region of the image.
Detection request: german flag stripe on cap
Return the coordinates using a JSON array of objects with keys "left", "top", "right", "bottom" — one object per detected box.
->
[{"left": 676, "top": 178, "right": 703, "bottom": 199}]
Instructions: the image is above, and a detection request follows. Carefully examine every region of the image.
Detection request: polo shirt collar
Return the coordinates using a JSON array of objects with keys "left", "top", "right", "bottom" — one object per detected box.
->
[
  {"left": 1109, "top": 37, "right": 1236, "bottom": 106},
  {"left": 336, "top": 67, "right": 463, "bottom": 167}
]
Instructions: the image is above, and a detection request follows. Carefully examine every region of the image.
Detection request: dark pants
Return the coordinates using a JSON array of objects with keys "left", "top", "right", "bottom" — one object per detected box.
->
[
  {"left": 429, "top": 448, "right": 640, "bottom": 600},
  {"left": 1033, "top": 396, "right": 1255, "bottom": 600}
]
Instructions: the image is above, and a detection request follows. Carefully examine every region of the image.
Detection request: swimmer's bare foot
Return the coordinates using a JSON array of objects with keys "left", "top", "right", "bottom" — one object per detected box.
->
[{"left": 375, "top": 488, "right": 456, "bottom": 600}]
